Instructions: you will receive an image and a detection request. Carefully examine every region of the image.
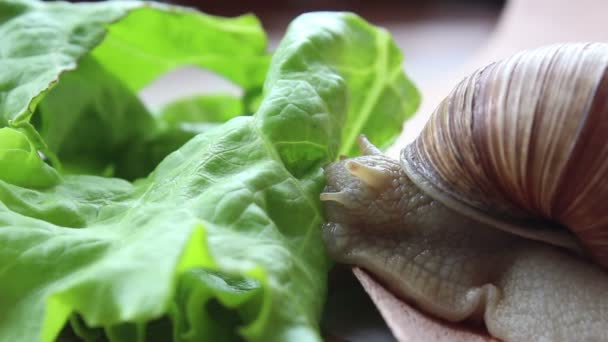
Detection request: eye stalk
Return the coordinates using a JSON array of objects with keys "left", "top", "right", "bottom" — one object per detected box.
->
[
  {"left": 344, "top": 160, "right": 392, "bottom": 191},
  {"left": 320, "top": 191, "right": 355, "bottom": 208},
  {"left": 320, "top": 137, "right": 406, "bottom": 229}
]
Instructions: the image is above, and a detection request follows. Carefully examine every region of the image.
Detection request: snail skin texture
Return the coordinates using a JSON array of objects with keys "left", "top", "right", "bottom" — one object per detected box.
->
[{"left": 321, "top": 43, "right": 608, "bottom": 342}]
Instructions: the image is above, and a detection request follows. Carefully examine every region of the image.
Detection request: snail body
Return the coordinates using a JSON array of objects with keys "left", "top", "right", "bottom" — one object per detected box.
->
[{"left": 321, "top": 43, "right": 608, "bottom": 341}]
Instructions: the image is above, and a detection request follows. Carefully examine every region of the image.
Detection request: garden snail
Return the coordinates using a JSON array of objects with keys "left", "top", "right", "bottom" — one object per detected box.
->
[{"left": 321, "top": 42, "right": 608, "bottom": 341}]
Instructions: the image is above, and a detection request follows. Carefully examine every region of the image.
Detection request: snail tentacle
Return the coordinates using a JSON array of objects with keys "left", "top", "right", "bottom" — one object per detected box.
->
[
  {"left": 345, "top": 160, "right": 392, "bottom": 191},
  {"left": 357, "top": 135, "right": 384, "bottom": 156}
]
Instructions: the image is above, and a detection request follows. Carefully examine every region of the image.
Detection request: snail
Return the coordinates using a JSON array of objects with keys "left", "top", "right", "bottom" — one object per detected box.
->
[{"left": 321, "top": 42, "right": 608, "bottom": 342}]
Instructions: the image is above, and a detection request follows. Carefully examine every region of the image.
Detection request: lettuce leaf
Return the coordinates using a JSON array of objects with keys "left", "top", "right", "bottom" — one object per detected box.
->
[
  {"left": 0, "top": 1, "right": 420, "bottom": 341},
  {"left": 35, "top": 55, "right": 156, "bottom": 177},
  {"left": 0, "top": 127, "right": 60, "bottom": 187},
  {"left": 113, "top": 93, "right": 246, "bottom": 180},
  {"left": 1, "top": 0, "right": 269, "bottom": 176}
]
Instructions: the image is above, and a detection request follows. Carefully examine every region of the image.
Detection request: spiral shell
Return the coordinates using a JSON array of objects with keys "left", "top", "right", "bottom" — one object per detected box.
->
[{"left": 401, "top": 43, "right": 608, "bottom": 267}]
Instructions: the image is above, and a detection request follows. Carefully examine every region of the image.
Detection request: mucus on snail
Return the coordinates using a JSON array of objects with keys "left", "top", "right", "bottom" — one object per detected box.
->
[{"left": 321, "top": 42, "right": 608, "bottom": 342}]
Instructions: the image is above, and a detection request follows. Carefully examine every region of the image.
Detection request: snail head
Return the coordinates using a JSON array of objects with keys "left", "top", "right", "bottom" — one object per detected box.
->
[{"left": 321, "top": 137, "right": 405, "bottom": 229}]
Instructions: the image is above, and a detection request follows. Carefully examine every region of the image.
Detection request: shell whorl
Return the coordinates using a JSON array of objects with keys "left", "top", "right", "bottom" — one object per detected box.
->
[{"left": 402, "top": 43, "right": 608, "bottom": 267}]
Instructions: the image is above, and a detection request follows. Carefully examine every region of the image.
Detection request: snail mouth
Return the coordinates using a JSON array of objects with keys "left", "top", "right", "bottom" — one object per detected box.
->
[
  {"left": 320, "top": 221, "right": 401, "bottom": 273},
  {"left": 321, "top": 222, "right": 352, "bottom": 259}
]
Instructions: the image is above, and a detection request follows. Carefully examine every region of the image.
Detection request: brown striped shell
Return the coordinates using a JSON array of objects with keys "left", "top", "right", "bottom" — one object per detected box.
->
[{"left": 401, "top": 42, "right": 608, "bottom": 268}]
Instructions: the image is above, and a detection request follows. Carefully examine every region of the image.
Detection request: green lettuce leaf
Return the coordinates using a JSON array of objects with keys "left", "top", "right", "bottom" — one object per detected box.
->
[
  {"left": 1, "top": 0, "right": 269, "bottom": 176},
  {"left": 112, "top": 93, "right": 245, "bottom": 180},
  {"left": 0, "top": 127, "right": 60, "bottom": 187},
  {"left": 0, "top": 3, "right": 420, "bottom": 342},
  {"left": 0, "top": 0, "right": 138, "bottom": 126},
  {"left": 35, "top": 55, "right": 156, "bottom": 176},
  {"left": 158, "top": 94, "right": 245, "bottom": 131},
  {"left": 91, "top": 5, "right": 269, "bottom": 95},
  {"left": 262, "top": 13, "right": 420, "bottom": 157}
]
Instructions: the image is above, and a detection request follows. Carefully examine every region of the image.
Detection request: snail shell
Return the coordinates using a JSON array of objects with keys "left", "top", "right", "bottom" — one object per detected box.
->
[{"left": 402, "top": 42, "right": 608, "bottom": 267}]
